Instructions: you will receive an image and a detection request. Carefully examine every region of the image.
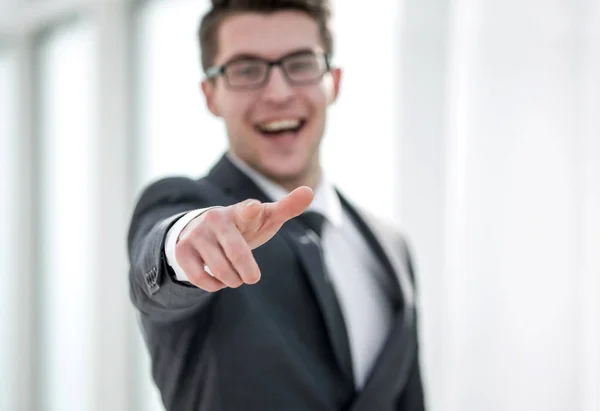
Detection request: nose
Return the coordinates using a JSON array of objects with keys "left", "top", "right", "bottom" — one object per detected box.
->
[{"left": 261, "top": 66, "right": 294, "bottom": 104}]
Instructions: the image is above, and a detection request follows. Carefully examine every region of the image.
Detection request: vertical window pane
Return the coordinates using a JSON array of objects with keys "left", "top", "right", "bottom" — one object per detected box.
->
[
  {"left": 0, "top": 0, "right": 16, "bottom": 13},
  {"left": 37, "top": 21, "right": 97, "bottom": 411},
  {"left": 134, "top": 0, "right": 225, "bottom": 184},
  {"left": 0, "top": 50, "right": 16, "bottom": 411},
  {"left": 324, "top": 0, "right": 401, "bottom": 224}
]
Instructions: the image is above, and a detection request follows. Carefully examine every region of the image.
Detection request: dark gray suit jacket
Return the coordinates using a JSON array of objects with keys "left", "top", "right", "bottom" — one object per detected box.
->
[{"left": 127, "top": 154, "right": 426, "bottom": 411}]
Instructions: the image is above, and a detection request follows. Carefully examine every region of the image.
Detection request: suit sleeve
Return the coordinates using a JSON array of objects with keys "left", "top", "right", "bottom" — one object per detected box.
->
[{"left": 127, "top": 176, "right": 220, "bottom": 323}]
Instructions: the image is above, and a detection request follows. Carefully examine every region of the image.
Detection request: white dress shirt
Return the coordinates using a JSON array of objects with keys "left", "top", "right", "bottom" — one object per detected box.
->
[{"left": 164, "top": 152, "right": 395, "bottom": 389}]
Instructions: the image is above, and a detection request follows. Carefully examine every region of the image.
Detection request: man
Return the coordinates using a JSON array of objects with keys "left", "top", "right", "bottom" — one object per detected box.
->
[{"left": 127, "top": 1, "right": 426, "bottom": 410}]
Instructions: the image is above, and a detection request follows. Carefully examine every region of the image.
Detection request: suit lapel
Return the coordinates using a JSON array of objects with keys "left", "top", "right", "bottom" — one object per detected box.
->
[
  {"left": 337, "top": 192, "right": 418, "bottom": 408},
  {"left": 205, "top": 154, "right": 273, "bottom": 204},
  {"left": 205, "top": 154, "right": 355, "bottom": 385},
  {"left": 338, "top": 191, "right": 414, "bottom": 312}
]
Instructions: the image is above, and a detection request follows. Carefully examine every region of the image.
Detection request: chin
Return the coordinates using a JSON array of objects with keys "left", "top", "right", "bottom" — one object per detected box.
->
[{"left": 259, "top": 159, "right": 308, "bottom": 185}]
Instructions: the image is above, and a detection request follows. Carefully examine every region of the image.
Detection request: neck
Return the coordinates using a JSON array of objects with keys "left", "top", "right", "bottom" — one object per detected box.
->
[
  {"left": 226, "top": 150, "right": 323, "bottom": 193},
  {"left": 277, "top": 167, "right": 322, "bottom": 192}
]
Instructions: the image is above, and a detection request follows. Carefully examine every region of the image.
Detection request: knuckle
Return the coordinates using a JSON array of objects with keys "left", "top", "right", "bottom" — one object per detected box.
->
[
  {"left": 219, "top": 270, "right": 243, "bottom": 288},
  {"left": 211, "top": 263, "right": 234, "bottom": 283},
  {"left": 196, "top": 276, "right": 220, "bottom": 293},
  {"left": 201, "top": 209, "right": 224, "bottom": 226},
  {"left": 174, "top": 240, "right": 192, "bottom": 261},
  {"left": 186, "top": 269, "right": 203, "bottom": 285},
  {"left": 183, "top": 262, "right": 203, "bottom": 281},
  {"left": 188, "top": 230, "right": 209, "bottom": 248},
  {"left": 226, "top": 244, "right": 247, "bottom": 264},
  {"left": 209, "top": 261, "right": 227, "bottom": 276}
]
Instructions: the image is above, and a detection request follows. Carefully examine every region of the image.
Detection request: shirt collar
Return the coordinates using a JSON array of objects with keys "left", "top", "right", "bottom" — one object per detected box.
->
[{"left": 226, "top": 151, "right": 343, "bottom": 228}]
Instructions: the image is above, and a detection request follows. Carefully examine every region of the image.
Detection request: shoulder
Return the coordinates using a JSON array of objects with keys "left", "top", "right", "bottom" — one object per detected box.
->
[
  {"left": 335, "top": 187, "right": 417, "bottom": 271},
  {"left": 127, "top": 175, "right": 223, "bottom": 250},
  {"left": 353, "top": 205, "right": 418, "bottom": 280},
  {"left": 133, "top": 175, "right": 220, "bottom": 210},
  {"left": 137, "top": 175, "right": 207, "bottom": 199},
  {"left": 360, "top": 208, "right": 412, "bottom": 250}
]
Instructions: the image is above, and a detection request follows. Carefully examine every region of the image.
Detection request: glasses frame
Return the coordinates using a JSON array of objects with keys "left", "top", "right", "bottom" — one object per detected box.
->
[{"left": 205, "top": 51, "right": 332, "bottom": 91}]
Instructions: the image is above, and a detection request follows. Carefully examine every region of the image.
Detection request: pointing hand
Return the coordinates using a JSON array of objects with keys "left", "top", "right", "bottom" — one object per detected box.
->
[{"left": 175, "top": 186, "right": 314, "bottom": 292}]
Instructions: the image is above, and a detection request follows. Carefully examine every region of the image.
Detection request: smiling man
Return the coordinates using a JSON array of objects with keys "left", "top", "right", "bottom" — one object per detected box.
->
[{"left": 127, "top": 1, "right": 427, "bottom": 410}]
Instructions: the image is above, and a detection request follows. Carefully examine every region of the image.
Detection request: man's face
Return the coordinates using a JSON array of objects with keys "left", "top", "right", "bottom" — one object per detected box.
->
[{"left": 201, "top": 11, "right": 342, "bottom": 187}]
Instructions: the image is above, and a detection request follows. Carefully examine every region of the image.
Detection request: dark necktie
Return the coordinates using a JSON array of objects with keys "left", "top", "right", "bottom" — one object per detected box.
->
[
  {"left": 295, "top": 210, "right": 354, "bottom": 383},
  {"left": 300, "top": 211, "right": 326, "bottom": 238}
]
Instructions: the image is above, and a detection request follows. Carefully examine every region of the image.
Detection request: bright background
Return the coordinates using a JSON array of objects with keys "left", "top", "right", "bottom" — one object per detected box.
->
[{"left": 0, "top": 0, "right": 599, "bottom": 410}]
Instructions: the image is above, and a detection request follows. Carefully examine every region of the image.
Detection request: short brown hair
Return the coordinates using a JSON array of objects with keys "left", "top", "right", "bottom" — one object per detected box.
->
[{"left": 197, "top": 0, "right": 334, "bottom": 72}]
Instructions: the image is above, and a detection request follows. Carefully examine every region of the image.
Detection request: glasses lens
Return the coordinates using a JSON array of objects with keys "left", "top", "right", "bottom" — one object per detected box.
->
[
  {"left": 225, "top": 59, "right": 268, "bottom": 88},
  {"left": 283, "top": 53, "right": 327, "bottom": 83}
]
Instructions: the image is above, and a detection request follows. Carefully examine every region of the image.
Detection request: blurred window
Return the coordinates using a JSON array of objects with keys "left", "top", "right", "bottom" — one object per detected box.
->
[
  {"left": 36, "top": 20, "right": 97, "bottom": 411},
  {"left": 0, "top": 49, "right": 17, "bottom": 411}
]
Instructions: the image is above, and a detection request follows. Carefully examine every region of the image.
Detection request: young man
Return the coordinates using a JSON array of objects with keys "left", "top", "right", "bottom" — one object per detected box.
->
[{"left": 127, "top": 1, "right": 426, "bottom": 410}]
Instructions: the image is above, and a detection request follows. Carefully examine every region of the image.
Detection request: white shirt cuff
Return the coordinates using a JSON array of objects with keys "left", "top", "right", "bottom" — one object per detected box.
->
[{"left": 164, "top": 208, "right": 215, "bottom": 282}]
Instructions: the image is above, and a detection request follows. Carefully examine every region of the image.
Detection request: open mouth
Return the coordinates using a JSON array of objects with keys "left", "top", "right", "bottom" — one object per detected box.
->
[{"left": 255, "top": 118, "right": 307, "bottom": 137}]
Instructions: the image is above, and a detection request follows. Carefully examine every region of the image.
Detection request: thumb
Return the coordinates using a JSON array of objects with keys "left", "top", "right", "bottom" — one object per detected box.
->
[{"left": 232, "top": 198, "right": 264, "bottom": 232}]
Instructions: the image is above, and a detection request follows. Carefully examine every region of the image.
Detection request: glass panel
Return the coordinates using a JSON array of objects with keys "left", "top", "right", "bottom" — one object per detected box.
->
[
  {"left": 36, "top": 20, "right": 97, "bottom": 411},
  {"left": 0, "top": 49, "right": 17, "bottom": 411},
  {"left": 134, "top": 0, "right": 225, "bottom": 185},
  {"left": 0, "top": 0, "right": 17, "bottom": 14},
  {"left": 324, "top": 0, "right": 401, "bottom": 224}
]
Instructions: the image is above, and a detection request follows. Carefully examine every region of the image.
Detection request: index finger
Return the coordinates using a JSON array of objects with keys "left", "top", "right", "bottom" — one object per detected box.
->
[{"left": 265, "top": 186, "right": 314, "bottom": 224}]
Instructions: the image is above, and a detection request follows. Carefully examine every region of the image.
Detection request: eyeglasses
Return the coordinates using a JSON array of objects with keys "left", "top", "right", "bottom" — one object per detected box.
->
[{"left": 205, "top": 51, "right": 331, "bottom": 91}]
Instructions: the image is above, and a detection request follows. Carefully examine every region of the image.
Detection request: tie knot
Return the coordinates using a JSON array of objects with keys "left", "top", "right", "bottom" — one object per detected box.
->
[{"left": 299, "top": 211, "right": 326, "bottom": 238}]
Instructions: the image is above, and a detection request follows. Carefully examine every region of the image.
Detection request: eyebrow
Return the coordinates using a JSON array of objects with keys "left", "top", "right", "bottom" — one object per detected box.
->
[{"left": 220, "top": 47, "right": 319, "bottom": 66}]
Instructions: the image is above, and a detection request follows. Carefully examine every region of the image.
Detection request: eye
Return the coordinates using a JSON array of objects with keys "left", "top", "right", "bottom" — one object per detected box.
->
[
  {"left": 286, "top": 58, "right": 318, "bottom": 73},
  {"left": 229, "top": 61, "right": 264, "bottom": 79}
]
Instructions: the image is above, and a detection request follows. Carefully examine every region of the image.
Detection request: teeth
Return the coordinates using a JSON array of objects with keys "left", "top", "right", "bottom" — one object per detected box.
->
[{"left": 260, "top": 119, "right": 301, "bottom": 132}]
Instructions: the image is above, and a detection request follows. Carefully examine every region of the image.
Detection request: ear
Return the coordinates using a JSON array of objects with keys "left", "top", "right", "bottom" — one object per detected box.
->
[
  {"left": 201, "top": 79, "right": 221, "bottom": 117},
  {"left": 326, "top": 67, "right": 342, "bottom": 105}
]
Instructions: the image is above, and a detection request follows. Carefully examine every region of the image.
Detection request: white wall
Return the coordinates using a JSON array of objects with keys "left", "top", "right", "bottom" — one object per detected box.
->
[{"left": 399, "top": 1, "right": 600, "bottom": 410}]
